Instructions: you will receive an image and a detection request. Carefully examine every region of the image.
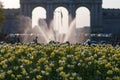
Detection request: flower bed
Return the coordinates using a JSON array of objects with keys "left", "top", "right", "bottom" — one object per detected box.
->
[{"left": 0, "top": 43, "right": 120, "bottom": 80}]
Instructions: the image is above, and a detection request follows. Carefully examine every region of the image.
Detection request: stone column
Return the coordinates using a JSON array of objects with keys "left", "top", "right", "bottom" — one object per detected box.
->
[
  {"left": 91, "top": 5, "right": 95, "bottom": 28},
  {"left": 22, "top": 4, "right": 32, "bottom": 18},
  {"left": 24, "top": 4, "right": 27, "bottom": 16},
  {"left": 98, "top": 4, "right": 103, "bottom": 28},
  {"left": 95, "top": 4, "right": 98, "bottom": 26},
  {"left": 20, "top": 4, "right": 23, "bottom": 15},
  {"left": 27, "top": 4, "right": 31, "bottom": 17},
  {"left": 46, "top": 3, "right": 53, "bottom": 27},
  {"left": 69, "top": 4, "right": 75, "bottom": 26},
  {"left": 91, "top": 4, "right": 103, "bottom": 33},
  {"left": 95, "top": 4, "right": 103, "bottom": 32}
]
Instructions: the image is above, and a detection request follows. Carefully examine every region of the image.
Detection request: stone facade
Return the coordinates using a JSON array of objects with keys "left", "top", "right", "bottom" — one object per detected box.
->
[
  {"left": 1, "top": 0, "right": 120, "bottom": 42},
  {"left": 2, "top": 9, "right": 32, "bottom": 34},
  {"left": 2, "top": 9, "right": 20, "bottom": 34},
  {"left": 20, "top": 0, "right": 103, "bottom": 32},
  {"left": 103, "top": 9, "right": 120, "bottom": 34}
]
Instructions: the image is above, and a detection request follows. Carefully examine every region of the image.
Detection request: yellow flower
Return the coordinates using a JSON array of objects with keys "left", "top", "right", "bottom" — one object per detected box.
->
[
  {"left": 72, "top": 72, "right": 77, "bottom": 77},
  {"left": 77, "top": 77, "right": 82, "bottom": 80},
  {"left": 21, "top": 68, "right": 28, "bottom": 76},
  {"left": 107, "top": 70, "right": 113, "bottom": 75},
  {"left": 58, "top": 66, "right": 64, "bottom": 71},
  {"left": 106, "top": 77, "right": 112, "bottom": 80},
  {"left": 2, "top": 64, "right": 8, "bottom": 69},
  {"left": 16, "top": 74, "right": 22, "bottom": 78},
  {"left": 7, "top": 70, "right": 13, "bottom": 75},
  {"left": 97, "top": 70, "right": 101, "bottom": 74},
  {"left": 37, "top": 66, "right": 41, "bottom": 71},
  {"left": 11, "top": 74, "right": 15, "bottom": 78},
  {"left": 69, "top": 77, "right": 74, "bottom": 80},
  {"left": 113, "top": 67, "right": 120, "bottom": 73},
  {"left": 50, "top": 52, "right": 55, "bottom": 58},
  {"left": 30, "top": 56, "right": 34, "bottom": 60},
  {"left": 59, "top": 60, "right": 65, "bottom": 66},
  {"left": 105, "top": 63, "right": 111, "bottom": 68},
  {"left": 14, "top": 66, "right": 19, "bottom": 71},
  {"left": 45, "top": 66, "right": 52, "bottom": 72},
  {"left": 0, "top": 61, "right": 5, "bottom": 65},
  {"left": 38, "top": 58, "right": 46, "bottom": 63},
  {"left": 32, "top": 78, "right": 36, "bottom": 80},
  {"left": 113, "top": 76, "right": 120, "bottom": 80},
  {"left": 41, "top": 70, "right": 46, "bottom": 75},
  {"left": 60, "top": 71, "right": 67, "bottom": 78},
  {"left": 36, "top": 75, "right": 42, "bottom": 80},
  {"left": 0, "top": 72, "right": 5, "bottom": 79},
  {"left": 21, "top": 59, "right": 32, "bottom": 65},
  {"left": 8, "top": 57, "right": 14, "bottom": 62},
  {"left": 49, "top": 62, "right": 54, "bottom": 67},
  {"left": 59, "top": 51, "right": 65, "bottom": 56},
  {"left": 74, "top": 56, "right": 79, "bottom": 60}
]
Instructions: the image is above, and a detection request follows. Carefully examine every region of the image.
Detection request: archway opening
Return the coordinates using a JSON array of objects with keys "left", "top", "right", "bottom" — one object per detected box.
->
[
  {"left": 31, "top": 7, "right": 49, "bottom": 43},
  {"left": 76, "top": 7, "right": 90, "bottom": 28},
  {"left": 76, "top": 7, "right": 91, "bottom": 42},
  {"left": 32, "top": 7, "right": 46, "bottom": 28},
  {"left": 53, "top": 7, "right": 69, "bottom": 42},
  {"left": 54, "top": 7, "right": 69, "bottom": 34}
]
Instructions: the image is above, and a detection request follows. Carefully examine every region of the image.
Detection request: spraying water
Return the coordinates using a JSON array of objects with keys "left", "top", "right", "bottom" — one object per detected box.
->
[
  {"left": 31, "top": 17, "right": 89, "bottom": 44},
  {"left": 13, "top": 16, "right": 90, "bottom": 44}
]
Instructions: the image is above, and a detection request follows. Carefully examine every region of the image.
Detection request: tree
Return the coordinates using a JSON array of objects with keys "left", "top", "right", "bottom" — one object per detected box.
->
[{"left": 0, "top": 1, "right": 4, "bottom": 32}]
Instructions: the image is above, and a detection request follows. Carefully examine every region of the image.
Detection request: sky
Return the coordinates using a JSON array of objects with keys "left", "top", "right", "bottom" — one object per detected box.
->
[{"left": 1, "top": 0, "right": 120, "bottom": 9}]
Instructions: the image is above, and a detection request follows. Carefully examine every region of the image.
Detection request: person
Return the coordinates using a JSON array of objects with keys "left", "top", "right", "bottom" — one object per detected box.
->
[
  {"left": 16, "top": 35, "right": 20, "bottom": 43},
  {"left": 33, "top": 36, "right": 38, "bottom": 44}
]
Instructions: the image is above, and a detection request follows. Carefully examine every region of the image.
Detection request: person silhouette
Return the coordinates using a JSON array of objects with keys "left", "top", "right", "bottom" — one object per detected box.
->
[{"left": 33, "top": 36, "right": 38, "bottom": 44}]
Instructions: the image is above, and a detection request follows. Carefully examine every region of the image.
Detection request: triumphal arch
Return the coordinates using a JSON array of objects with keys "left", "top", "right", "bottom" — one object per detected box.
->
[{"left": 20, "top": 0, "right": 103, "bottom": 33}]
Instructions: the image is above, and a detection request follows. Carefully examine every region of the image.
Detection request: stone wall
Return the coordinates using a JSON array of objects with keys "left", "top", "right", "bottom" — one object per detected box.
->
[
  {"left": 2, "top": 9, "right": 32, "bottom": 34},
  {"left": 103, "top": 9, "right": 120, "bottom": 34},
  {"left": 2, "top": 7, "right": 120, "bottom": 42},
  {"left": 2, "top": 9, "right": 20, "bottom": 34}
]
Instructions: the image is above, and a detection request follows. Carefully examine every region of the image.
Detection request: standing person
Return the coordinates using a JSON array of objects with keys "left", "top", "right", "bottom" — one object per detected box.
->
[
  {"left": 16, "top": 35, "right": 20, "bottom": 43},
  {"left": 33, "top": 36, "right": 38, "bottom": 44}
]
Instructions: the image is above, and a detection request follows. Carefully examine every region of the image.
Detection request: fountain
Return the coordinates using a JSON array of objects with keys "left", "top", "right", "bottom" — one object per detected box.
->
[
  {"left": 10, "top": 15, "right": 90, "bottom": 44},
  {"left": 30, "top": 18, "right": 90, "bottom": 44}
]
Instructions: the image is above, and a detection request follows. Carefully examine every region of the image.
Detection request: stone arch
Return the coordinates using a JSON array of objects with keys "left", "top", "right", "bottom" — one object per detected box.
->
[
  {"left": 31, "top": 5, "right": 46, "bottom": 14},
  {"left": 53, "top": 6, "right": 69, "bottom": 33},
  {"left": 52, "top": 4, "right": 72, "bottom": 26},
  {"left": 75, "top": 4, "right": 91, "bottom": 12},
  {"left": 75, "top": 6, "right": 91, "bottom": 42},
  {"left": 75, "top": 5, "right": 92, "bottom": 27},
  {"left": 32, "top": 7, "right": 47, "bottom": 27},
  {"left": 20, "top": 0, "right": 103, "bottom": 33},
  {"left": 76, "top": 6, "right": 90, "bottom": 28},
  {"left": 52, "top": 4, "right": 70, "bottom": 14}
]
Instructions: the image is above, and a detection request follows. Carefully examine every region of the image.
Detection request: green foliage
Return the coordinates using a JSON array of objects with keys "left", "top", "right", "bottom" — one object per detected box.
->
[
  {"left": 0, "top": 2, "right": 5, "bottom": 32},
  {"left": 0, "top": 43, "right": 120, "bottom": 80}
]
